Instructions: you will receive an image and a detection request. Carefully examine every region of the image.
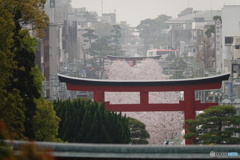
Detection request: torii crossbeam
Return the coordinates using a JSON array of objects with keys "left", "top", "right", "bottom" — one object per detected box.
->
[{"left": 58, "top": 73, "right": 230, "bottom": 144}]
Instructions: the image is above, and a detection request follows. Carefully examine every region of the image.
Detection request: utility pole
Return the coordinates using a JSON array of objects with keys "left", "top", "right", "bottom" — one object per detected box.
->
[{"left": 101, "top": 0, "right": 103, "bottom": 15}]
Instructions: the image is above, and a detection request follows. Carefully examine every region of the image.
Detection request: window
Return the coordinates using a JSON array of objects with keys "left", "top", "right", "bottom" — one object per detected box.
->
[
  {"left": 225, "top": 37, "right": 233, "bottom": 45},
  {"left": 235, "top": 45, "right": 240, "bottom": 49},
  {"left": 194, "top": 17, "right": 204, "bottom": 22}
]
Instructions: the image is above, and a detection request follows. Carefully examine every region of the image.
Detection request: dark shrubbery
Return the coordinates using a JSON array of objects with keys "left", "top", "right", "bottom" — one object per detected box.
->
[{"left": 53, "top": 98, "right": 130, "bottom": 144}]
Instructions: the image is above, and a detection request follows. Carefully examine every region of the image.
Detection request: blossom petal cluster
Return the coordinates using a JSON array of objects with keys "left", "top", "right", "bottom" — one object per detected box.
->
[{"left": 105, "top": 59, "right": 184, "bottom": 144}]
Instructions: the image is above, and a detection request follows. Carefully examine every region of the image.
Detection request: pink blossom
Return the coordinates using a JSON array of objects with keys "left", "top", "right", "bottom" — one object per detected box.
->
[{"left": 105, "top": 59, "right": 184, "bottom": 145}]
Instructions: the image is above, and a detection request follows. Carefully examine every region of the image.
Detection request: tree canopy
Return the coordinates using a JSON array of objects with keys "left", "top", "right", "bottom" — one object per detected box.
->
[
  {"left": 33, "top": 98, "right": 60, "bottom": 142},
  {"left": 195, "top": 38, "right": 215, "bottom": 69},
  {"left": 184, "top": 105, "right": 240, "bottom": 144},
  {"left": 0, "top": 0, "right": 50, "bottom": 140},
  {"left": 54, "top": 98, "right": 130, "bottom": 144},
  {"left": 137, "top": 14, "right": 171, "bottom": 51},
  {"left": 128, "top": 118, "right": 150, "bottom": 144}
]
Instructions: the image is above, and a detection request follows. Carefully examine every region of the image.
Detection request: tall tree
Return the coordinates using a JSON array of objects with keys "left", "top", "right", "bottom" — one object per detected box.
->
[
  {"left": 11, "top": 0, "right": 48, "bottom": 139},
  {"left": 8, "top": 29, "right": 43, "bottom": 139},
  {"left": 88, "top": 36, "right": 112, "bottom": 78},
  {"left": 12, "top": 0, "right": 49, "bottom": 38},
  {"left": 82, "top": 28, "right": 98, "bottom": 66},
  {"left": 195, "top": 38, "right": 215, "bottom": 70},
  {"left": 111, "top": 25, "right": 123, "bottom": 56},
  {"left": 0, "top": 0, "right": 26, "bottom": 139},
  {"left": 137, "top": 14, "right": 171, "bottom": 52},
  {"left": 205, "top": 16, "right": 222, "bottom": 38},
  {"left": 0, "top": 0, "right": 15, "bottom": 89},
  {"left": 184, "top": 105, "right": 240, "bottom": 144},
  {"left": 0, "top": 0, "right": 49, "bottom": 139},
  {"left": 168, "top": 57, "right": 188, "bottom": 79}
]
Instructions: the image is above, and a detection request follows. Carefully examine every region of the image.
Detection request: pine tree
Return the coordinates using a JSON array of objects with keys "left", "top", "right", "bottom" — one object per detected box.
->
[
  {"left": 128, "top": 118, "right": 150, "bottom": 144},
  {"left": 184, "top": 105, "right": 240, "bottom": 144}
]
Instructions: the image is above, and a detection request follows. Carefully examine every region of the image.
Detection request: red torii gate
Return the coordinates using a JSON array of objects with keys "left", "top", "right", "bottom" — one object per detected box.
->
[
  {"left": 106, "top": 55, "right": 161, "bottom": 66},
  {"left": 58, "top": 73, "right": 230, "bottom": 145}
]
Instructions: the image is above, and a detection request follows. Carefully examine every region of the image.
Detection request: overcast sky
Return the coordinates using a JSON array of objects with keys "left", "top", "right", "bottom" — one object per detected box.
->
[{"left": 71, "top": 0, "right": 240, "bottom": 27}]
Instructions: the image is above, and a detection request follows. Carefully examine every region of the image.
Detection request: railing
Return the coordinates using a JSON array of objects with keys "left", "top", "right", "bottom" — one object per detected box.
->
[{"left": 5, "top": 140, "right": 240, "bottom": 160}]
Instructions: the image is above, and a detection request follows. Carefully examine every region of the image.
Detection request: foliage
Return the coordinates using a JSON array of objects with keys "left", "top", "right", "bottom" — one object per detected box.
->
[
  {"left": 205, "top": 25, "right": 215, "bottom": 38},
  {"left": 111, "top": 25, "right": 123, "bottom": 55},
  {"left": 205, "top": 16, "right": 222, "bottom": 38},
  {"left": 33, "top": 98, "right": 60, "bottom": 142},
  {"left": 82, "top": 25, "right": 124, "bottom": 78},
  {"left": 81, "top": 23, "right": 123, "bottom": 78},
  {"left": 0, "top": 120, "right": 55, "bottom": 160},
  {"left": 0, "top": 0, "right": 25, "bottom": 139},
  {"left": 128, "top": 118, "right": 150, "bottom": 144},
  {"left": 8, "top": 29, "right": 42, "bottom": 139},
  {"left": 82, "top": 29, "right": 98, "bottom": 45},
  {"left": 184, "top": 105, "right": 240, "bottom": 144},
  {"left": 0, "top": 89, "right": 25, "bottom": 139},
  {"left": 213, "top": 15, "right": 222, "bottom": 22},
  {"left": 0, "top": 0, "right": 50, "bottom": 140},
  {"left": 168, "top": 57, "right": 188, "bottom": 79},
  {"left": 15, "top": 143, "right": 56, "bottom": 160},
  {"left": 53, "top": 98, "right": 130, "bottom": 144},
  {"left": 0, "top": 0, "right": 15, "bottom": 89},
  {"left": 12, "top": 0, "right": 49, "bottom": 38},
  {"left": 105, "top": 59, "right": 184, "bottom": 144},
  {"left": 82, "top": 28, "right": 98, "bottom": 66},
  {"left": 205, "top": 16, "right": 221, "bottom": 38},
  {"left": 88, "top": 36, "right": 112, "bottom": 78},
  {"left": 195, "top": 38, "right": 215, "bottom": 69},
  {"left": 0, "top": 120, "right": 14, "bottom": 160},
  {"left": 83, "top": 11, "right": 97, "bottom": 22},
  {"left": 137, "top": 14, "right": 171, "bottom": 51}
]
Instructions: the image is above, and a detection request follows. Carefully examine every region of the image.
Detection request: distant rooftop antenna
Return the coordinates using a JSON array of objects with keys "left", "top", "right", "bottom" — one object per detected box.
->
[{"left": 101, "top": 0, "right": 103, "bottom": 15}]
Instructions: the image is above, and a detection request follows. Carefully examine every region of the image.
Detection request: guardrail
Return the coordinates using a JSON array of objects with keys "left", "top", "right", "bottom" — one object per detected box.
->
[{"left": 5, "top": 140, "right": 240, "bottom": 160}]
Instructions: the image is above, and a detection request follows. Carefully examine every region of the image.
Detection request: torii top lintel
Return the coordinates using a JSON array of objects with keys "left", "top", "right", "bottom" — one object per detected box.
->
[{"left": 58, "top": 73, "right": 230, "bottom": 92}]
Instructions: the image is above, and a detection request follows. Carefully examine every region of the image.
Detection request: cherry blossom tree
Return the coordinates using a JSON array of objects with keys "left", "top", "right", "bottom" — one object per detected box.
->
[{"left": 105, "top": 59, "right": 184, "bottom": 145}]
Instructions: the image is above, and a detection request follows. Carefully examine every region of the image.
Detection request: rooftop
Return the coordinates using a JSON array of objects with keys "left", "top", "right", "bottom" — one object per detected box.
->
[{"left": 166, "top": 10, "right": 221, "bottom": 24}]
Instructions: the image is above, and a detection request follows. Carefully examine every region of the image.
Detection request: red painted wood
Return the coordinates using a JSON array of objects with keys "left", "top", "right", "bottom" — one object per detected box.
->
[
  {"left": 94, "top": 91, "right": 104, "bottom": 103},
  {"left": 66, "top": 82, "right": 222, "bottom": 92},
  {"left": 184, "top": 90, "right": 195, "bottom": 145},
  {"left": 195, "top": 100, "right": 219, "bottom": 110},
  {"left": 140, "top": 92, "right": 149, "bottom": 104},
  {"left": 104, "top": 101, "right": 218, "bottom": 112},
  {"left": 104, "top": 102, "right": 184, "bottom": 112}
]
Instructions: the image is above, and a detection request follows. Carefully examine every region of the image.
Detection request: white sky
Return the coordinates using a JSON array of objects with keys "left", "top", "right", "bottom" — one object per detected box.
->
[{"left": 71, "top": 0, "right": 240, "bottom": 27}]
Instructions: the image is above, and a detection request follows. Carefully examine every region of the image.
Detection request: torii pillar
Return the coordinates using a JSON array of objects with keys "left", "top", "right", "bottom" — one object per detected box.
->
[{"left": 58, "top": 73, "right": 230, "bottom": 145}]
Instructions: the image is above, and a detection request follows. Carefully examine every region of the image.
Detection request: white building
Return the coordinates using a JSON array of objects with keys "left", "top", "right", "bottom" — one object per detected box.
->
[
  {"left": 221, "top": 5, "right": 240, "bottom": 102},
  {"left": 221, "top": 5, "right": 240, "bottom": 73}
]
